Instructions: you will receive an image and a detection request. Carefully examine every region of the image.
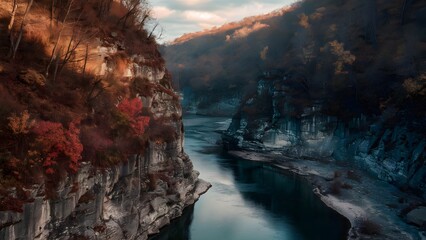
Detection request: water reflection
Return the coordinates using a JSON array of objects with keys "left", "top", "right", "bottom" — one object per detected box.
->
[
  {"left": 150, "top": 206, "right": 194, "bottom": 240},
  {"left": 150, "top": 116, "right": 350, "bottom": 240}
]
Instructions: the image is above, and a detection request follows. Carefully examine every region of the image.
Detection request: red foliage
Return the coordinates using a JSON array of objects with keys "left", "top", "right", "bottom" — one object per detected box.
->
[
  {"left": 32, "top": 120, "right": 83, "bottom": 174},
  {"left": 117, "top": 98, "right": 150, "bottom": 136}
]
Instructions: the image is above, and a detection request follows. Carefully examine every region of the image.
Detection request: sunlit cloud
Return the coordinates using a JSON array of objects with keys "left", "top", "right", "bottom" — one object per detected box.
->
[
  {"left": 176, "top": 0, "right": 211, "bottom": 6},
  {"left": 183, "top": 11, "right": 227, "bottom": 26},
  {"left": 150, "top": 0, "right": 296, "bottom": 42},
  {"left": 152, "top": 6, "right": 176, "bottom": 19}
]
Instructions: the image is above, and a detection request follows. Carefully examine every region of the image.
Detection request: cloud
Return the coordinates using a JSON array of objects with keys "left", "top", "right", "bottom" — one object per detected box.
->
[
  {"left": 183, "top": 11, "right": 227, "bottom": 27},
  {"left": 176, "top": 0, "right": 211, "bottom": 6},
  {"left": 152, "top": 6, "right": 176, "bottom": 19},
  {"left": 150, "top": 0, "right": 296, "bottom": 42}
]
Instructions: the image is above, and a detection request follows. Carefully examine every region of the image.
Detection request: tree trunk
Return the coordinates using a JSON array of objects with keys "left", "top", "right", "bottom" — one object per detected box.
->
[
  {"left": 53, "top": 48, "right": 62, "bottom": 82},
  {"left": 46, "top": 0, "right": 74, "bottom": 77},
  {"left": 82, "top": 44, "right": 89, "bottom": 79},
  {"left": 8, "top": 0, "right": 18, "bottom": 32},
  {"left": 11, "top": 0, "right": 34, "bottom": 60}
]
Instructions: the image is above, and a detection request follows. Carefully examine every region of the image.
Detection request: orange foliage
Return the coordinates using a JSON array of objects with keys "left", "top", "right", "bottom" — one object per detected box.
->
[
  {"left": 8, "top": 110, "right": 33, "bottom": 135},
  {"left": 328, "top": 40, "right": 356, "bottom": 74}
]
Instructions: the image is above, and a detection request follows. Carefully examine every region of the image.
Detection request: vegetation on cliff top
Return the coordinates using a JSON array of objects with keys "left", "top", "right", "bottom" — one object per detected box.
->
[
  {"left": 0, "top": 0, "right": 176, "bottom": 209},
  {"left": 163, "top": 0, "right": 426, "bottom": 121}
]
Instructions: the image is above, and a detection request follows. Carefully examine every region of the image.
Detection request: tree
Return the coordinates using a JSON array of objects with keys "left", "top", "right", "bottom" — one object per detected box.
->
[
  {"left": 32, "top": 120, "right": 83, "bottom": 174},
  {"left": 118, "top": 0, "right": 152, "bottom": 30},
  {"left": 7, "top": 0, "right": 18, "bottom": 34},
  {"left": 117, "top": 98, "right": 149, "bottom": 136},
  {"left": 97, "top": 0, "right": 114, "bottom": 19},
  {"left": 9, "top": 0, "right": 34, "bottom": 59},
  {"left": 328, "top": 40, "right": 356, "bottom": 75},
  {"left": 45, "top": 0, "right": 74, "bottom": 78},
  {"left": 7, "top": 110, "right": 34, "bottom": 158}
]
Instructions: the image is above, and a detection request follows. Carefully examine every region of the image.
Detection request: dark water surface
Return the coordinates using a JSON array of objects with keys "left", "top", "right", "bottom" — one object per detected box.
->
[{"left": 150, "top": 115, "right": 350, "bottom": 240}]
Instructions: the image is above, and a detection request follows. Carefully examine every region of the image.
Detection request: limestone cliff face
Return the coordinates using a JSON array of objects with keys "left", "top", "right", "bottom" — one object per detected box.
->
[
  {"left": 0, "top": 38, "right": 210, "bottom": 240},
  {"left": 223, "top": 72, "right": 426, "bottom": 197}
]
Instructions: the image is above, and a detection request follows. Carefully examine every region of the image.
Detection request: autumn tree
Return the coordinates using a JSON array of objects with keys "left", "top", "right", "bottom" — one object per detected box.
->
[
  {"left": 7, "top": 110, "right": 33, "bottom": 158},
  {"left": 328, "top": 40, "right": 356, "bottom": 75},
  {"left": 31, "top": 120, "right": 83, "bottom": 174},
  {"left": 117, "top": 97, "right": 150, "bottom": 136}
]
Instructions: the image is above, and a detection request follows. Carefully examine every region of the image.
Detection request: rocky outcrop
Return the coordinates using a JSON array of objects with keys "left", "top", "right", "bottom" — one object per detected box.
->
[
  {"left": 223, "top": 71, "right": 426, "bottom": 198},
  {"left": 406, "top": 207, "right": 426, "bottom": 227},
  {"left": 0, "top": 36, "right": 210, "bottom": 240},
  {"left": 0, "top": 151, "right": 210, "bottom": 240}
]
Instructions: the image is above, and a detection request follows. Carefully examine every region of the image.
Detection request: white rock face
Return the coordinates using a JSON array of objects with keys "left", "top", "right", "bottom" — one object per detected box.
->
[
  {"left": 224, "top": 74, "right": 426, "bottom": 194},
  {"left": 0, "top": 38, "right": 210, "bottom": 240}
]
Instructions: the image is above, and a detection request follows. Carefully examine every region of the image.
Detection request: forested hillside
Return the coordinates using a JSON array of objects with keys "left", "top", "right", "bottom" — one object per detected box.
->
[{"left": 163, "top": 0, "right": 426, "bottom": 118}]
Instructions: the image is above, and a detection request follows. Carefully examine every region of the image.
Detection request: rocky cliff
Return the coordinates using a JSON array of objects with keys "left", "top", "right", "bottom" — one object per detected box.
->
[
  {"left": 223, "top": 71, "right": 426, "bottom": 197},
  {"left": 0, "top": 37, "right": 210, "bottom": 240},
  {"left": 0, "top": 1, "right": 210, "bottom": 239}
]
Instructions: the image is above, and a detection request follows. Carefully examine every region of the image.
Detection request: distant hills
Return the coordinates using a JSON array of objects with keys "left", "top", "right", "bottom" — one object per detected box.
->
[{"left": 162, "top": 0, "right": 426, "bottom": 117}]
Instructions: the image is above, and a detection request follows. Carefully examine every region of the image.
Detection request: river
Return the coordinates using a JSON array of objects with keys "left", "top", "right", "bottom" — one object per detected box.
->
[{"left": 150, "top": 115, "right": 350, "bottom": 240}]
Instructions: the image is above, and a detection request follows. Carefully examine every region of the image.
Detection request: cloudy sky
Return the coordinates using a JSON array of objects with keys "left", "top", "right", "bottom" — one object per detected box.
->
[{"left": 150, "top": 0, "right": 296, "bottom": 43}]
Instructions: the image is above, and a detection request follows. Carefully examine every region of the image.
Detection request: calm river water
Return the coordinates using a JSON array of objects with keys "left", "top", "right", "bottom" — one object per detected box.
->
[{"left": 150, "top": 115, "right": 350, "bottom": 240}]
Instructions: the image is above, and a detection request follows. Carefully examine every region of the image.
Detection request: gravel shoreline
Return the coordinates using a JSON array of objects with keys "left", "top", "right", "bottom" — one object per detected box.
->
[{"left": 228, "top": 150, "right": 425, "bottom": 240}]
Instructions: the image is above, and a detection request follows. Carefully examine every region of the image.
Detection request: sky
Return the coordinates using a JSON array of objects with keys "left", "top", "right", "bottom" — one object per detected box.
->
[{"left": 150, "top": 0, "right": 297, "bottom": 43}]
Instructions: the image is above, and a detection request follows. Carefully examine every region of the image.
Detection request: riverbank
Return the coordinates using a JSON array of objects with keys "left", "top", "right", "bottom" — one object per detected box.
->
[{"left": 228, "top": 151, "right": 425, "bottom": 240}]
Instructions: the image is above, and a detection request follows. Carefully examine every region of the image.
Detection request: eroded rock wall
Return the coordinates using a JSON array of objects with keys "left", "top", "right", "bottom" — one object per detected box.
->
[
  {"left": 223, "top": 73, "right": 426, "bottom": 196},
  {"left": 0, "top": 37, "right": 210, "bottom": 240}
]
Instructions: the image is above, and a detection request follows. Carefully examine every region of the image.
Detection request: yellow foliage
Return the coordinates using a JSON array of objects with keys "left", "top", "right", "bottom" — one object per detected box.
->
[
  {"left": 8, "top": 110, "right": 34, "bottom": 135},
  {"left": 298, "top": 14, "right": 310, "bottom": 29},
  {"left": 329, "top": 40, "right": 356, "bottom": 74}
]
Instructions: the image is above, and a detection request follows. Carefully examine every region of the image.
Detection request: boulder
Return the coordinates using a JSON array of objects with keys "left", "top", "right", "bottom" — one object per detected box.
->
[{"left": 406, "top": 207, "right": 426, "bottom": 227}]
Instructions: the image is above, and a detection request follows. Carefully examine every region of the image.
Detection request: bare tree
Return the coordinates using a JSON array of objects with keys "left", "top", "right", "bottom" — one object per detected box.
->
[
  {"left": 9, "top": 0, "right": 34, "bottom": 59},
  {"left": 82, "top": 44, "right": 89, "bottom": 80},
  {"left": 147, "top": 22, "right": 163, "bottom": 40},
  {"left": 137, "top": 6, "right": 152, "bottom": 31},
  {"left": 118, "top": 0, "right": 140, "bottom": 29},
  {"left": 45, "top": 0, "right": 74, "bottom": 78},
  {"left": 86, "top": 78, "right": 109, "bottom": 106},
  {"left": 118, "top": 0, "right": 152, "bottom": 30},
  {"left": 97, "top": 0, "right": 113, "bottom": 19},
  {"left": 7, "top": 0, "right": 18, "bottom": 33}
]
